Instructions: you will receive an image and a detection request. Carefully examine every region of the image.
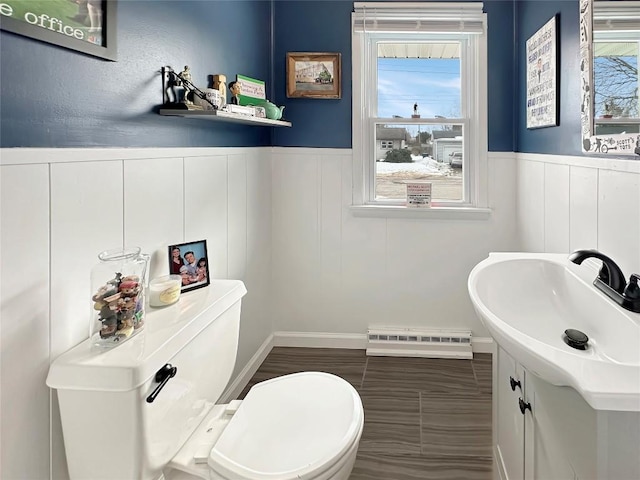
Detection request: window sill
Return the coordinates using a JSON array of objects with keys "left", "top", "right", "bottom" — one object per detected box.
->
[{"left": 349, "top": 205, "right": 491, "bottom": 220}]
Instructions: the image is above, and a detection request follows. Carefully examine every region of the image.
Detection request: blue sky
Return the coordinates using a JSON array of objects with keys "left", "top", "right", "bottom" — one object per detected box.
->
[
  {"left": 593, "top": 55, "right": 638, "bottom": 117},
  {"left": 377, "top": 58, "right": 461, "bottom": 119}
]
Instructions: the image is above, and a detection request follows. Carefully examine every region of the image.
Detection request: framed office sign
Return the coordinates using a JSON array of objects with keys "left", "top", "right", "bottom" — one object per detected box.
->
[{"left": 0, "top": 0, "right": 117, "bottom": 61}]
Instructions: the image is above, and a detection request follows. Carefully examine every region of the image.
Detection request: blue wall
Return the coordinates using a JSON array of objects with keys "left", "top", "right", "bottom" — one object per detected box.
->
[
  {"left": 516, "top": 0, "right": 581, "bottom": 155},
  {"left": 485, "top": 0, "right": 516, "bottom": 151},
  {"left": 1, "top": 0, "right": 584, "bottom": 153},
  {"left": 0, "top": 1, "right": 272, "bottom": 147},
  {"left": 272, "top": 0, "right": 516, "bottom": 151},
  {"left": 272, "top": 1, "right": 354, "bottom": 148}
]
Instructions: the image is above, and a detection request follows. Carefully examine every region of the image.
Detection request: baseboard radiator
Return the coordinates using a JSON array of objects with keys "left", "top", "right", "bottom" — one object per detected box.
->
[{"left": 366, "top": 327, "right": 473, "bottom": 359}]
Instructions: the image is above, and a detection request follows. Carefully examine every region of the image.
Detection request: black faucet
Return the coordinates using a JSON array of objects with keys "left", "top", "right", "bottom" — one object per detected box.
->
[{"left": 568, "top": 249, "right": 640, "bottom": 313}]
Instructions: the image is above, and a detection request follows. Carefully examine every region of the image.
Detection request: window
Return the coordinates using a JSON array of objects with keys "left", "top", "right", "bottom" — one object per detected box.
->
[
  {"left": 352, "top": 2, "right": 488, "bottom": 209},
  {"left": 593, "top": 2, "right": 640, "bottom": 132}
]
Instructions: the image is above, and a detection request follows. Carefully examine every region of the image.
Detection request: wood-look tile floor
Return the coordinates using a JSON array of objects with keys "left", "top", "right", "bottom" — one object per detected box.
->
[{"left": 238, "top": 347, "right": 493, "bottom": 480}]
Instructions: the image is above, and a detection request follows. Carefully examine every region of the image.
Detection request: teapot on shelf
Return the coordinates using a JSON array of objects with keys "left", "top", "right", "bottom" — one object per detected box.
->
[{"left": 262, "top": 100, "right": 285, "bottom": 120}]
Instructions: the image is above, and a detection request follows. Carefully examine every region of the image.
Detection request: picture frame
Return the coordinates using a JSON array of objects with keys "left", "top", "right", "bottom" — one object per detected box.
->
[
  {"left": 168, "top": 240, "right": 210, "bottom": 293},
  {"left": 0, "top": 0, "right": 117, "bottom": 61},
  {"left": 286, "top": 52, "right": 341, "bottom": 99},
  {"left": 526, "top": 15, "right": 558, "bottom": 129}
]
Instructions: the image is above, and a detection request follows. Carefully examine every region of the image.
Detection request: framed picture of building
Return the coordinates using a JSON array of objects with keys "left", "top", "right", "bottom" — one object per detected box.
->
[
  {"left": 0, "top": 0, "right": 117, "bottom": 61},
  {"left": 286, "top": 52, "right": 341, "bottom": 99}
]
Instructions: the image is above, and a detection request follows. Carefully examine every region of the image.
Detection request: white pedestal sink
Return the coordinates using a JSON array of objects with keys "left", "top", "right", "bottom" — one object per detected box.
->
[{"left": 468, "top": 252, "right": 640, "bottom": 412}]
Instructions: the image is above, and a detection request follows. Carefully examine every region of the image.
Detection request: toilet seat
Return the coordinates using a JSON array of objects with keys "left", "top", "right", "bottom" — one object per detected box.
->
[{"left": 208, "top": 371, "right": 364, "bottom": 480}]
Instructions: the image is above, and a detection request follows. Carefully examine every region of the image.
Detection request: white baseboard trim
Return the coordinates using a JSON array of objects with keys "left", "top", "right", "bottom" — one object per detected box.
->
[
  {"left": 221, "top": 332, "right": 494, "bottom": 402},
  {"left": 273, "top": 331, "right": 368, "bottom": 349},
  {"left": 472, "top": 336, "right": 496, "bottom": 354},
  {"left": 272, "top": 331, "right": 494, "bottom": 354},
  {"left": 220, "top": 334, "right": 274, "bottom": 402}
]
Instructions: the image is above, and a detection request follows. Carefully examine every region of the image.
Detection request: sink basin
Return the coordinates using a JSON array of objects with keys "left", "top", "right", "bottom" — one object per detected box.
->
[{"left": 468, "top": 252, "right": 640, "bottom": 411}]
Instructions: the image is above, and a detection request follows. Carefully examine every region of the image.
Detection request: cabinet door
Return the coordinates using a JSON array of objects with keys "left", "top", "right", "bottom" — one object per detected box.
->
[
  {"left": 525, "top": 375, "right": 588, "bottom": 480},
  {"left": 522, "top": 367, "right": 535, "bottom": 480},
  {"left": 495, "top": 347, "right": 525, "bottom": 480}
]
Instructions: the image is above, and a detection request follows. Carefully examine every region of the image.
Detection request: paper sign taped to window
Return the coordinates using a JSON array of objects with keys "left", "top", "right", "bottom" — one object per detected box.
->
[{"left": 406, "top": 182, "right": 432, "bottom": 208}]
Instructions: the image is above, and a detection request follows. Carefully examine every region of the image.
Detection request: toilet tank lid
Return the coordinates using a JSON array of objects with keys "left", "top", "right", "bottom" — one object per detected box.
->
[{"left": 46, "top": 280, "right": 246, "bottom": 392}]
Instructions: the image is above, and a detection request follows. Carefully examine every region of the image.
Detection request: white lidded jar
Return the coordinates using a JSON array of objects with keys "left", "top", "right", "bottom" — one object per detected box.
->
[{"left": 90, "top": 247, "right": 149, "bottom": 348}]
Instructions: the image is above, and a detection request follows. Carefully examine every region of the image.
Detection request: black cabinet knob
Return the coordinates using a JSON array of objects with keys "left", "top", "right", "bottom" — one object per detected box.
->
[
  {"left": 510, "top": 376, "right": 521, "bottom": 391},
  {"left": 519, "top": 397, "right": 532, "bottom": 415}
]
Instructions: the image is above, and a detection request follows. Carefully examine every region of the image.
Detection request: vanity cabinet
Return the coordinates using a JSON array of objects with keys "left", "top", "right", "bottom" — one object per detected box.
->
[{"left": 494, "top": 347, "right": 601, "bottom": 480}]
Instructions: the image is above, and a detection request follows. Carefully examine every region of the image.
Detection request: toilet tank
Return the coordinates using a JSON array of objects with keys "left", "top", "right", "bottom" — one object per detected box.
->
[{"left": 46, "top": 280, "right": 247, "bottom": 480}]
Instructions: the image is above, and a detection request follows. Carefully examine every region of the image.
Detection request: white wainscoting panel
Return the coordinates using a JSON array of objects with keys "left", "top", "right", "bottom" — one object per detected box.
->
[
  {"left": 569, "top": 166, "right": 599, "bottom": 252},
  {"left": 517, "top": 153, "right": 640, "bottom": 279},
  {"left": 246, "top": 150, "right": 272, "bottom": 292},
  {"left": 235, "top": 150, "right": 273, "bottom": 376},
  {"left": 41, "top": 167, "right": 112, "bottom": 480},
  {"left": 336, "top": 154, "right": 391, "bottom": 333},
  {"left": 124, "top": 157, "right": 184, "bottom": 280},
  {"left": 339, "top": 214, "right": 389, "bottom": 330},
  {"left": 271, "top": 152, "right": 323, "bottom": 331},
  {"left": 488, "top": 154, "right": 518, "bottom": 229},
  {"left": 0, "top": 147, "right": 274, "bottom": 480},
  {"left": 517, "top": 159, "right": 545, "bottom": 252},
  {"left": 319, "top": 154, "right": 346, "bottom": 310},
  {"left": 184, "top": 155, "right": 229, "bottom": 280},
  {"left": 271, "top": 149, "right": 518, "bottom": 337},
  {"left": 385, "top": 219, "right": 489, "bottom": 334},
  {"left": 544, "top": 163, "right": 570, "bottom": 253},
  {"left": 50, "top": 161, "right": 124, "bottom": 355},
  {"left": 0, "top": 164, "right": 51, "bottom": 480},
  {"left": 228, "top": 153, "right": 248, "bottom": 280},
  {"left": 50, "top": 160, "right": 125, "bottom": 480},
  {"left": 597, "top": 169, "right": 640, "bottom": 276}
]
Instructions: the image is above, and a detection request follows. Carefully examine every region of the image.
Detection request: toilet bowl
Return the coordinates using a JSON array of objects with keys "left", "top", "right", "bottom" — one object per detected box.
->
[
  {"left": 165, "top": 371, "right": 364, "bottom": 480},
  {"left": 46, "top": 280, "right": 364, "bottom": 480}
]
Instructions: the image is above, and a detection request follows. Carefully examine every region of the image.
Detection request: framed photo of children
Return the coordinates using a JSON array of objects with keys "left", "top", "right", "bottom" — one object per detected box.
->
[{"left": 168, "top": 240, "right": 210, "bottom": 293}]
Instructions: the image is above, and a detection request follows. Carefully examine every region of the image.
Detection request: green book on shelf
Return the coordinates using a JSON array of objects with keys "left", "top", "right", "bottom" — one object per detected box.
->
[{"left": 237, "top": 74, "right": 266, "bottom": 107}]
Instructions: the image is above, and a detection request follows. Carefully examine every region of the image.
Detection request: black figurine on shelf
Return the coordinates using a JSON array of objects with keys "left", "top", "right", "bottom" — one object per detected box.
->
[
  {"left": 161, "top": 66, "right": 218, "bottom": 111},
  {"left": 163, "top": 66, "right": 181, "bottom": 104},
  {"left": 229, "top": 80, "right": 241, "bottom": 105}
]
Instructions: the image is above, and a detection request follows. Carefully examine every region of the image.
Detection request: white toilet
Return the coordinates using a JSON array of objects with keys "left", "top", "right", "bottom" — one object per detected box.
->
[{"left": 47, "top": 280, "right": 364, "bottom": 480}]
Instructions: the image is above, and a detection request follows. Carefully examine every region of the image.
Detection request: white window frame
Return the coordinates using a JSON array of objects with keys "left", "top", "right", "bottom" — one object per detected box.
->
[{"left": 351, "top": 2, "right": 489, "bottom": 216}]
